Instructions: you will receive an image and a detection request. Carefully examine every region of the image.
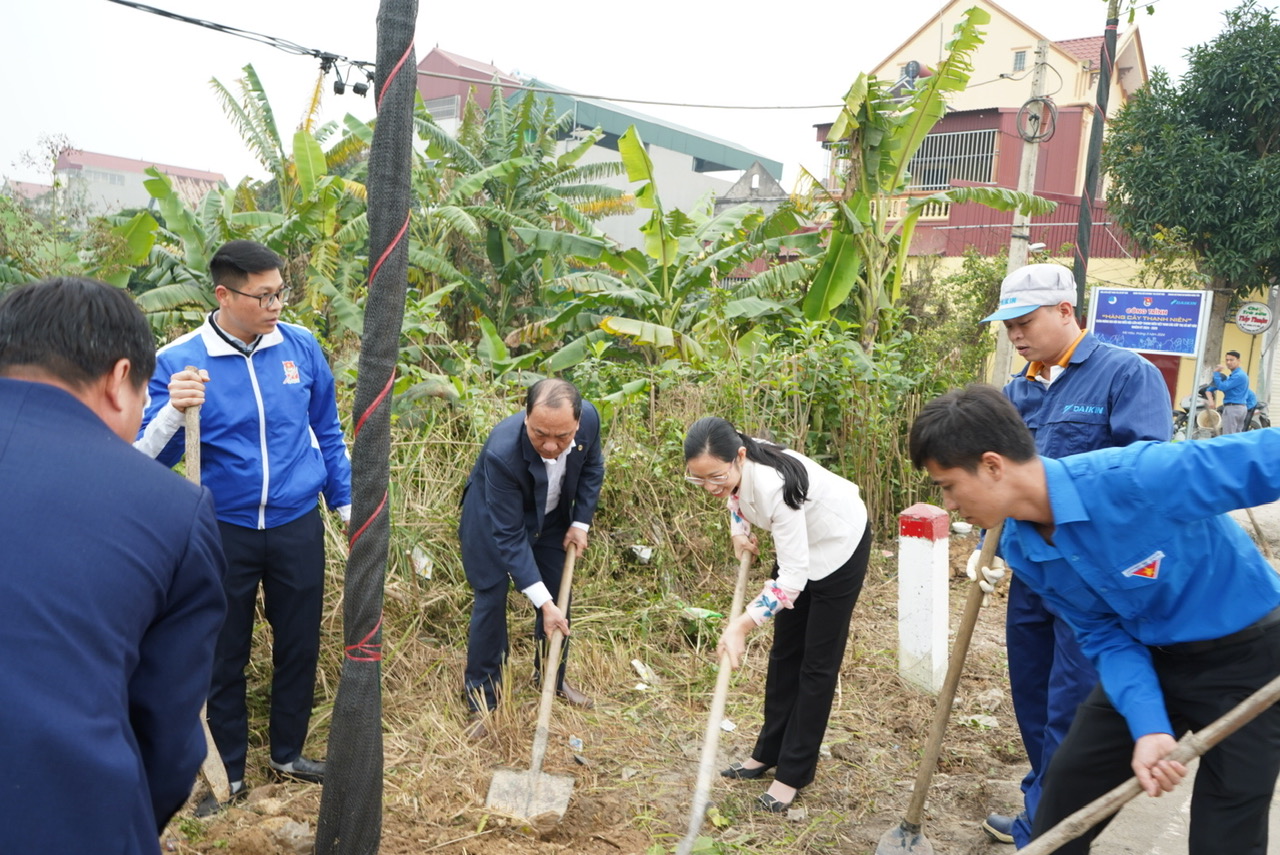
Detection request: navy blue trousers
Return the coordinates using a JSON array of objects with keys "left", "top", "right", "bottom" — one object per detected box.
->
[
  {"left": 208, "top": 508, "right": 325, "bottom": 781},
  {"left": 1006, "top": 573, "right": 1099, "bottom": 846},
  {"left": 464, "top": 526, "right": 573, "bottom": 712}
]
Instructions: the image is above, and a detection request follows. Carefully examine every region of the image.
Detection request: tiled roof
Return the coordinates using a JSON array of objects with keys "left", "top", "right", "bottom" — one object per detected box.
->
[{"left": 1056, "top": 36, "right": 1106, "bottom": 70}]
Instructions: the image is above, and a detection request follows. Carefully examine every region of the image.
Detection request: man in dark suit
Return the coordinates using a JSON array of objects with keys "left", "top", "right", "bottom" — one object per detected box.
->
[
  {"left": 0, "top": 277, "right": 226, "bottom": 854},
  {"left": 460, "top": 378, "right": 605, "bottom": 734}
]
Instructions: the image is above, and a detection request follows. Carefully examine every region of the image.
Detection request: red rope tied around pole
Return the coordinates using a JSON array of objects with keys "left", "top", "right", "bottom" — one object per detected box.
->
[
  {"left": 354, "top": 374, "right": 395, "bottom": 437},
  {"left": 347, "top": 492, "right": 388, "bottom": 550},
  {"left": 345, "top": 616, "right": 384, "bottom": 662},
  {"left": 377, "top": 42, "right": 414, "bottom": 109}
]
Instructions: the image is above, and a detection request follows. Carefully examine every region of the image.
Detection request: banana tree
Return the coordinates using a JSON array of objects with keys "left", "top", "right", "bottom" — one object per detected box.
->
[
  {"left": 543, "top": 125, "right": 820, "bottom": 370},
  {"left": 800, "top": 5, "right": 1056, "bottom": 347},
  {"left": 410, "top": 89, "right": 626, "bottom": 341}
]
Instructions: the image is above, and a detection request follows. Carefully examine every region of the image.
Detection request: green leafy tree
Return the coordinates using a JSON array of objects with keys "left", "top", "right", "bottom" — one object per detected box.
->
[
  {"left": 798, "top": 5, "right": 1054, "bottom": 348},
  {"left": 1104, "top": 0, "right": 1280, "bottom": 365}
]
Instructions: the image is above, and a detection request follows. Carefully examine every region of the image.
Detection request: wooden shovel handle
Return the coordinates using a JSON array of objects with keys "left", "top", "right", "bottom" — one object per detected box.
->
[
  {"left": 182, "top": 365, "right": 201, "bottom": 487},
  {"left": 180, "top": 365, "right": 228, "bottom": 803},
  {"left": 675, "top": 550, "right": 754, "bottom": 855},
  {"left": 529, "top": 544, "right": 577, "bottom": 774}
]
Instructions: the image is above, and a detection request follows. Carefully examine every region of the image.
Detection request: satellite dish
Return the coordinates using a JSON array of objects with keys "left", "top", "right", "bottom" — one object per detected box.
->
[{"left": 905, "top": 60, "right": 920, "bottom": 80}]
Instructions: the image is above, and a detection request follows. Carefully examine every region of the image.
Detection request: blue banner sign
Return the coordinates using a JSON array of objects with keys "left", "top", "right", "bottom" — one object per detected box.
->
[{"left": 1088, "top": 288, "right": 1212, "bottom": 357}]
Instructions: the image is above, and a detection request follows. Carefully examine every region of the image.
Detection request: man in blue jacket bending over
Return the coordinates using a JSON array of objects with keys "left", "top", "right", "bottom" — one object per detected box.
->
[
  {"left": 459, "top": 379, "right": 605, "bottom": 738},
  {"left": 137, "top": 240, "right": 352, "bottom": 812},
  {"left": 911, "top": 384, "right": 1280, "bottom": 855}
]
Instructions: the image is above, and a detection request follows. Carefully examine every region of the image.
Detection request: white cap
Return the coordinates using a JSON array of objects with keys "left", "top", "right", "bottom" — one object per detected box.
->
[{"left": 982, "top": 264, "right": 1077, "bottom": 323}]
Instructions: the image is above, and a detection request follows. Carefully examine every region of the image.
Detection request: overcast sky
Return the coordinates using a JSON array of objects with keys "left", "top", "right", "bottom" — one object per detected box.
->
[{"left": 3, "top": 0, "right": 1263, "bottom": 192}]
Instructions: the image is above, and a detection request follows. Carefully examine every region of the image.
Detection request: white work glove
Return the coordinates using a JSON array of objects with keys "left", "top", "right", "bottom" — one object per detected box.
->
[{"left": 966, "top": 550, "right": 1007, "bottom": 604}]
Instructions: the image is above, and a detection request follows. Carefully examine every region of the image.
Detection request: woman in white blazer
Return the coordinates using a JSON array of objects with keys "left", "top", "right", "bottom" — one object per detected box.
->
[{"left": 684, "top": 417, "right": 871, "bottom": 812}]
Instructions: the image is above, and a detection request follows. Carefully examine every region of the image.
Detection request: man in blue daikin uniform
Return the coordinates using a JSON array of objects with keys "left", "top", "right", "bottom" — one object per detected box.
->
[
  {"left": 137, "top": 240, "right": 351, "bottom": 813},
  {"left": 1207, "top": 350, "right": 1251, "bottom": 434},
  {"left": 975, "top": 263, "right": 1171, "bottom": 846},
  {"left": 911, "top": 384, "right": 1280, "bottom": 855}
]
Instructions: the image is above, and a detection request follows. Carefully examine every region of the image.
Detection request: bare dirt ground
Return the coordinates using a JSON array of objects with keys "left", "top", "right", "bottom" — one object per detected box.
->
[{"left": 164, "top": 530, "right": 1026, "bottom": 854}]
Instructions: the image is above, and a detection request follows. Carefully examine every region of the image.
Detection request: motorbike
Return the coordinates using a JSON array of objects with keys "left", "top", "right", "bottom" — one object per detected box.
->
[{"left": 1172, "top": 385, "right": 1269, "bottom": 441}]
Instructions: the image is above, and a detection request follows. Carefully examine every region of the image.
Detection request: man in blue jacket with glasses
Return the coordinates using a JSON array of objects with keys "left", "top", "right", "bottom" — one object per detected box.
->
[{"left": 138, "top": 240, "right": 351, "bottom": 812}]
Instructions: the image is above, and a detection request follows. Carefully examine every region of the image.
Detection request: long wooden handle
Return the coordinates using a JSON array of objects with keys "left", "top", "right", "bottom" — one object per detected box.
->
[
  {"left": 676, "top": 550, "right": 755, "bottom": 855},
  {"left": 180, "top": 366, "right": 229, "bottom": 803},
  {"left": 529, "top": 544, "right": 578, "bottom": 774},
  {"left": 1021, "top": 670, "right": 1280, "bottom": 854},
  {"left": 902, "top": 521, "right": 1005, "bottom": 829},
  {"left": 182, "top": 365, "right": 201, "bottom": 488}
]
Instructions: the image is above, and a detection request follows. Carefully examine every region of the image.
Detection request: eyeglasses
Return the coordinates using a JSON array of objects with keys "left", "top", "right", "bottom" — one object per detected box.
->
[
  {"left": 684, "top": 468, "right": 734, "bottom": 487},
  {"left": 221, "top": 283, "right": 291, "bottom": 308}
]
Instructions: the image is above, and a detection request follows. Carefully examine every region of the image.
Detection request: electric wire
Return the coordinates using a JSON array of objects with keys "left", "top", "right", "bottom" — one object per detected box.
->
[{"left": 104, "top": 0, "right": 844, "bottom": 111}]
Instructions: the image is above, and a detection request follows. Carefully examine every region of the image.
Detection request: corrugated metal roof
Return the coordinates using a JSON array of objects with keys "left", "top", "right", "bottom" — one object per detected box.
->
[{"left": 522, "top": 79, "right": 783, "bottom": 180}]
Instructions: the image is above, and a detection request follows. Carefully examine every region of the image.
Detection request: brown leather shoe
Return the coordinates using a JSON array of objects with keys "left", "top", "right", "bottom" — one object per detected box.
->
[
  {"left": 556, "top": 681, "right": 594, "bottom": 709},
  {"left": 464, "top": 713, "right": 489, "bottom": 741}
]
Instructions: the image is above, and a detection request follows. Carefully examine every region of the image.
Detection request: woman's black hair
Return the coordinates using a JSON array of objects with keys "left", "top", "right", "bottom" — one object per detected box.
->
[{"left": 684, "top": 416, "right": 809, "bottom": 510}]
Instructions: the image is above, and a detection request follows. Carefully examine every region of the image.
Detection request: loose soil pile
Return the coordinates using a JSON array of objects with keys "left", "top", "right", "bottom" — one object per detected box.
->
[{"left": 164, "top": 531, "right": 1026, "bottom": 854}]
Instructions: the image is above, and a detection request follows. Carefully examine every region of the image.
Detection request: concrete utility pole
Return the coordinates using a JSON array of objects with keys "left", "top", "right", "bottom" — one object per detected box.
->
[{"left": 990, "top": 40, "right": 1050, "bottom": 385}]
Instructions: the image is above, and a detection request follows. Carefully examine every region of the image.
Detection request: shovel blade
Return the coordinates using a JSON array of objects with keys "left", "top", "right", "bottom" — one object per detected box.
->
[
  {"left": 875, "top": 821, "right": 934, "bottom": 855},
  {"left": 485, "top": 767, "right": 575, "bottom": 822}
]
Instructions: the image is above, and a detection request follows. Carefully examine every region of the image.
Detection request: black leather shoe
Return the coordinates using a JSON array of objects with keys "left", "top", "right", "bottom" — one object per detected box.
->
[
  {"left": 193, "top": 782, "right": 247, "bottom": 818},
  {"left": 720, "top": 761, "right": 773, "bottom": 780},
  {"left": 269, "top": 756, "right": 325, "bottom": 784},
  {"left": 755, "top": 793, "right": 791, "bottom": 813},
  {"left": 556, "top": 681, "right": 595, "bottom": 709}
]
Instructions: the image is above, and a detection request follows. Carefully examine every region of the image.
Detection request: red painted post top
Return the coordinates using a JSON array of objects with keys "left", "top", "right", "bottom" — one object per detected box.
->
[{"left": 899, "top": 503, "right": 949, "bottom": 541}]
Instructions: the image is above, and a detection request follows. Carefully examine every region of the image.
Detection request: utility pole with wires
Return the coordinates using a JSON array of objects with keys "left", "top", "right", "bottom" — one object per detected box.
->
[{"left": 990, "top": 40, "right": 1052, "bottom": 385}]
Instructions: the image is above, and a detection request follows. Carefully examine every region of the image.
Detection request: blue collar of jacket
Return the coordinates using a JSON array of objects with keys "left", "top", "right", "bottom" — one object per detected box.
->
[{"left": 1013, "top": 457, "right": 1089, "bottom": 560}]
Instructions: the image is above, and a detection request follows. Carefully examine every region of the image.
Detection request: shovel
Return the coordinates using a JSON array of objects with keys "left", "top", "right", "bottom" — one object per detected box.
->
[
  {"left": 876, "top": 521, "right": 1005, "bottom": 855},
  {"left": 484, "top": 544, "right": 579, "bottom": 823},
  {"left": 182, "top": 366, "right": 232, "bottom": 805},
  {"left": 675, "top": 550, "right": 754, "bottom": 855}
]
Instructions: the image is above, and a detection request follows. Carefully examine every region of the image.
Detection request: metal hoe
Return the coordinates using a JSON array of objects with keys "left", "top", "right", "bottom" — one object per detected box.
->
[
  {"left": 875, "top": 521, "right": 1005, "bottom": 855},
  {"left": 675, "top": 551, "right": 754, "bottom": 855},
  {"left": 183, "top": 366, "right": 232, "bottom": 804},
  {"left": 484, "top": 544, "right": 579, "bottom": 823}
]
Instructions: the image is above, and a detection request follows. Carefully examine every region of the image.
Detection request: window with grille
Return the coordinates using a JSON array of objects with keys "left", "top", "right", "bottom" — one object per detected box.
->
[
  {"left": 905, "top": 128, "right": 997, "bottom": 191},
  {"left": 1013, "top": 50, "right": 1027, "bottom": 72}
]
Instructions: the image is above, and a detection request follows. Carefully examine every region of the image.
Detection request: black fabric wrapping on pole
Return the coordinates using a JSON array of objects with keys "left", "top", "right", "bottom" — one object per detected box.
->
[
  {"left": 1071, "top": 16, "right": 1118, "bottom": 316},
  {"left": 315, "top": 0, "right": 416, "bottom": 852}
]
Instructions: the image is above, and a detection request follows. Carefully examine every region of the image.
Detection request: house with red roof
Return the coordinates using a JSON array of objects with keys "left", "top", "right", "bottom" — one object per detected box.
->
[{"left": 52, "top": 149, "right": 226, "bottom": 221}]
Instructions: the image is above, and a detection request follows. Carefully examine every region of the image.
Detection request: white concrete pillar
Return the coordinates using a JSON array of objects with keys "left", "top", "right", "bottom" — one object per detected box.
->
[{"left": 898, "top": 503, "right": 950, "bottom": 694}]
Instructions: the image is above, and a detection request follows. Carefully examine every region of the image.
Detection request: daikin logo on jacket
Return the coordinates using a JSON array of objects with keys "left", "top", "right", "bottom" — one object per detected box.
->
[
  {"left": 283, "top": 361, "right": 301, "bottom": 384},
  {"left": 1061, "top": 403, "right": 1107, "bottom": 416}
]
